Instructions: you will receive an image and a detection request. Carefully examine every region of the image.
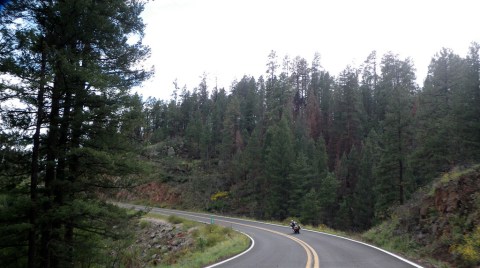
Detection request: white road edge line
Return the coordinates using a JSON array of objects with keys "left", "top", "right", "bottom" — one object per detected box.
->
[
  {"left": 204, "top": 231, "right": 255, "bottom": 268},
  {"left": 303, "top": 229, "right": 423, "bottom": 268},
  {"left": 148, "top": 206, "right": 423, "bottom": 268},
  {"left": 123, "top": 204, "right": 422, "bottom": 268},
  {"left": 127, "top": 205, "right": 256, "bottom": 268}
]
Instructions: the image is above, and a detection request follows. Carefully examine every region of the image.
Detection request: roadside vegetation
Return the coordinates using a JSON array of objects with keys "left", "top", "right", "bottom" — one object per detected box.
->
[{"left": 132, "top": 214, "right": 250, "bottom": 268}]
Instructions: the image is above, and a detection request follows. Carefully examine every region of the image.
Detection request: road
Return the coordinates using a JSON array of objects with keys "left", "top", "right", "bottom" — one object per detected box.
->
[{"left": 120, "top": 203, "right": 423, "bottom": 268}]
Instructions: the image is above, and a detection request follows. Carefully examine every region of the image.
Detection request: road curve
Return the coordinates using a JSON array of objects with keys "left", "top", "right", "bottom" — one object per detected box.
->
[{"left": 119, "top": 203, "right": 423, "bottom": 268}]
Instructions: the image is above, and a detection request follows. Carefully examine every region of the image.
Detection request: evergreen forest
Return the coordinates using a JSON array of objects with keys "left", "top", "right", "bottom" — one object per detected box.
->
[
  {"left": 137, "top": 47, "right": 480, "bottom": 230},
  {"left": 1, "top": 0, "right": 480, "bottom": 267}
]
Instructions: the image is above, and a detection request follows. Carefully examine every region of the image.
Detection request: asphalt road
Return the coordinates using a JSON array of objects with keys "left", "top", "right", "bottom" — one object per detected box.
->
[{"left": 119, "top": 203, "right": 423, "bottom": 268}]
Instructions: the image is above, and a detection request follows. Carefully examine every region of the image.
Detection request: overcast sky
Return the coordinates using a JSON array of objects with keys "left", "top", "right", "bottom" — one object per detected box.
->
[{"left": 134, "top": 0, "right": 480, "bottom": 100}]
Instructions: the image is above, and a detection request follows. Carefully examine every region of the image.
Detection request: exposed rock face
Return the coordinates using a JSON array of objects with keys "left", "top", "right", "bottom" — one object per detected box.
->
[
  {"left": 132, "top": 218, "right": 195, "bottom": 267},
  {"left": 116, "top": 182, "right": 180, "bottom": 205},
  {"left": 434, "top": 175, "right": 477, "bottom": 214},
  {"left": 394, "top": 166, "right": 480, "bottom": 265}
]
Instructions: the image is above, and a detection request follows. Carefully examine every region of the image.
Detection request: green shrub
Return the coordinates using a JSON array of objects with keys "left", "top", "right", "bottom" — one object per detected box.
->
[
  {"left": 451, "top": 226, "right": 480, "bottom": 266},
  {"left": 203, "top": 223, "right": 220, "bottom": 233},
  {"left": 362, "top": 217, "right": 420, "bottom": 256},
  {"left": 196, "top": 236, "right": 207, "bottom": 252},
  {"left": 118, "top": 246, "right": 143, "bottom": 268},
  {"left": 220, "top": 226, "right": 234, "bottom": 236},
  {"left": 139, "top": 220, "right": 150, "bottom": 229},
  {"left": 205, "top": 232, "right": 223, "bottom": 247},
  {"left": 189, "top": 228, "right": 200, "bottom": 237},
  {"left": 168, "top": 215, "right": 184, "bottom": 224}
]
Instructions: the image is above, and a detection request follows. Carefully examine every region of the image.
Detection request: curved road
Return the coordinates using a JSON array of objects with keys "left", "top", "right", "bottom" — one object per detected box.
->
[{"left": 120, "top": 203, "right": 423, "bottom": 268}]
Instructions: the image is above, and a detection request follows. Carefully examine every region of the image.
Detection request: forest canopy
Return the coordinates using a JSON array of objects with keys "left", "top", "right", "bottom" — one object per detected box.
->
[{"left": 138, "top": 46, "right": 480, "bottom": 230}]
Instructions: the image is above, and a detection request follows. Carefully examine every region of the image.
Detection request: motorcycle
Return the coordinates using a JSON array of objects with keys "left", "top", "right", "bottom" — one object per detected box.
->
[{"left": 292, "top": 224, "right": 300, "bottom": 234}]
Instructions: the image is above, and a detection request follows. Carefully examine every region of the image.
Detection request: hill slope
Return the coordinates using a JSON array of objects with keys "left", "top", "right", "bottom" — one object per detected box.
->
[{"left": 363, "top": 165, "right": 480, "bottom": 267}]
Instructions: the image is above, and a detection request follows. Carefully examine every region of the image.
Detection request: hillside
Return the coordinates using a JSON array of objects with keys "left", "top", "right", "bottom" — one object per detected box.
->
[{"left": 363, "top": 165, "right": 480, "bottom": 267}]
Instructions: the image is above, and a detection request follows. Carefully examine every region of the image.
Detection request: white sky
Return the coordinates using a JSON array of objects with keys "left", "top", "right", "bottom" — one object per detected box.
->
[{"left": 134, "top": 0, "right": 480, "bottom": 100}]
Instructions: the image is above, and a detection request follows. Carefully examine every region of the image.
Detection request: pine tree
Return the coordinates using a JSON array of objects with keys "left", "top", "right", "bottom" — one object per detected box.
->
[
  {"left": 360, "top": 51, "right": 378, "bottom": 132},
  {"left": 232, "top": 76, "right": 259, "bottom": 135},
  {"left": 329, "top": 67, "right": 362, "bottom": 171},
  {"left": 200, "top": 115, "right": 214, "bottom": 167},
  {"left": 300, "top": 188, "right": 322, "bottom": 226},
  {"left": 220, "top": 95, "right": 242, "bottom": 161},
  {"left": 265, "top": 51, "right": 291, "bottom": 124},
  {"left": 460, "top": 42, "right": 480, "bottom": 161},
  {"left": 352, "top": 130, "right": 379, "bottom": 229},
  {"left": 317, "top": 172, "right": 339, "bottom": 225},
  {"left": 333, "top": 147, "right": 361, "bottom": 230},
  {"left": 318, "top": 71, "right": 334, "bottom": 142},
  {"left": 211, "top": 87, "right": 228, "bottom": 157},
  {"left": 291, "top": 56, "right": 310, "bottom": 118},
  {"left": 288, "top": 153, "right": 316, "bottom": 218},
  {"left": 0, "top": 1, "right": 151, "bottom": 266},
  {"left": 314, "top": 136, "right": 329, "bottom": 183},
  {"left": 374, "top": 53, "right": 417, "bottom": 220},
  {"left": 413, "top": 48, "right": 466, "bottom": 182},
  {"left": 185, "top": 110, "right": 203, "bottom": 158},
  {"left": 263, "top": 116, "right": 294, "bottom": 219},
  {"left": 308, "top": 53, "right": 328, "bottom": 141},
  {"left": 235, "top": 125, "right": 266, "bottom": 218}
]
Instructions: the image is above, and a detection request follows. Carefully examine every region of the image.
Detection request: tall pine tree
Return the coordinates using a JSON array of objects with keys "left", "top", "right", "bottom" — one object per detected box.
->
[
  {"left": 0, "top": 0, "right": 151, "bottom": 266},
  {"left": 263, "top": 116, "right": 294, "bottom": 219},
  {"left": 374, "top": 53, "right": 416, "bottom": 220}
]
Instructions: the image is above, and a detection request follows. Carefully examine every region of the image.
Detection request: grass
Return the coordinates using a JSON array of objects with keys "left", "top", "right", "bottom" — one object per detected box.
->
[
  {"left": 439, "top": 164, "right": 480, "bottom": 183},
  {"left": 142, "top": 212, "right": 250, "bottom": 268},
  {"left": 362, "top": 216, "right": 420, "bottom": 254},
  {"left": 426, "top": 164, "right": 480, "bottom": 196},
  {"left": 161, "top": 230, "right": 249, "bottom": 268},
  {"left": 361, "top": 218, "right": 452, "bottom": 268}
]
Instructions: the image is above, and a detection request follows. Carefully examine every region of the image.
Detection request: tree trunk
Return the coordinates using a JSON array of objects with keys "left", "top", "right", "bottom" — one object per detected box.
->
[
  {"left": 398, "top": 125, "right": 404, "bottom": 205},
  {"left": 28, "top": 39, "right": 46, "bottom": 268},
  {"left": 41, "top": 73, "right": 63, "bottom": 268},
  {"left": 399, "top": 159, "right": 404, "bottom": 205}
]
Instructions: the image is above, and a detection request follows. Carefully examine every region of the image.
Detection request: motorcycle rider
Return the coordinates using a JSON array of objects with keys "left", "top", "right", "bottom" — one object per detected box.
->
[{"left": 290, "top": 220, "right": 300, "bottom": 233}]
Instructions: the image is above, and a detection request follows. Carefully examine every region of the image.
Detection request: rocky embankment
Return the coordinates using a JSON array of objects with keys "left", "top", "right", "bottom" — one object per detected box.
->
[
  {"left": 131, "top": 218, "right": 196, "bottom": 267},
  {"left": 364, "top": 165, "right": 480, "bottom": 267},
  {"left": 116, "top": 182, "right": 181, "bottom": 206}
]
